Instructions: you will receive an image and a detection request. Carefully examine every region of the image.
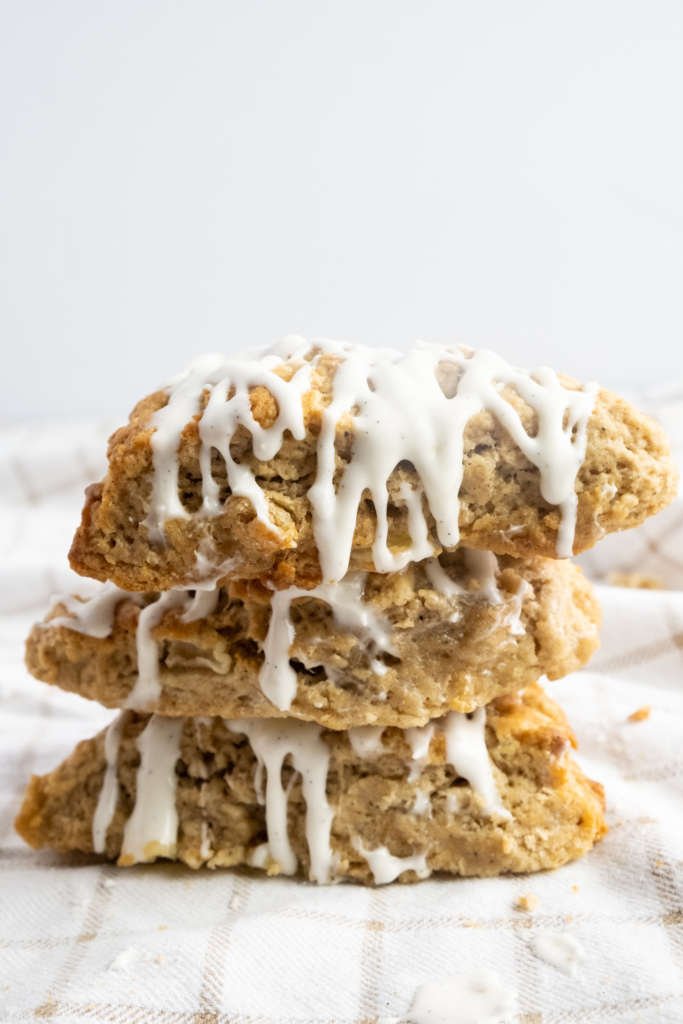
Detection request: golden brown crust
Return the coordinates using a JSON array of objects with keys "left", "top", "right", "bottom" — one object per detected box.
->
[
  {"left": 68, "top": 350, "right": 677, "bottom": 592},
  {"left": 15, "top": 685, "right": 606, "bottom": 882},
  {"left": 26, "top": 554, "right": 600, "bottom": 727}
]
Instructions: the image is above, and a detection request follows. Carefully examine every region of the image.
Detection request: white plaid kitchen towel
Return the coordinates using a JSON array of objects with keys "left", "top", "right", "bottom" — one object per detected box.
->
[{"left": 1, "top": 393, "right": 682, "bottom": 1024}]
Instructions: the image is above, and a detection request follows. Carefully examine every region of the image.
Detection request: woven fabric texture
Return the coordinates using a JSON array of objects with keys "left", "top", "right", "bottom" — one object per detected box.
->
[{"left": 1, "top": 403, "right": 682, "bottom": 1024}]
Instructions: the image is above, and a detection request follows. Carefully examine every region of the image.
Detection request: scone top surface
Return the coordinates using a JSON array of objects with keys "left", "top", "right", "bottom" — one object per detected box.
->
[{"left": 69, "top": 337, "right": 677, "bottom": 591}]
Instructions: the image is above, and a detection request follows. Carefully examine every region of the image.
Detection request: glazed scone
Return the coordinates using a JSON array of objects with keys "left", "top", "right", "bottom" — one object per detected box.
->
[
  {"left": 27, "top": 553, "right": 600, "bottom": 727},
  {"left": 15, "top": 684, "right": 606, "bottom": 883},
  {"left": 68, "top": 340, "right": 677, "bottom": 592}
]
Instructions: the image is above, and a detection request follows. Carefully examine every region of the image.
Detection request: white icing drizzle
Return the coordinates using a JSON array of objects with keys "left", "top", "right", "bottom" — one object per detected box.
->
[
  {"left": 348, "top": 726, "right": 385, "bottom": 758},
  {"left": 426, "top": 551, "right": 533, "bottom": 636},
  {"left": 181, "top": 586, "right": 220, "bottom": 622},
  {"left": 146, "top": 338, "right": 312, "bottom": 541},
  {"left": 307, "top": 341, "right": 597, "bottom": 572},
  {"left": 92, "top": 712, "right": 128, "bottom": 853},
  {"left": 405, "top": 723, "right": 436, "bottom": 763},
  {"left": 408, "top": 970, "right": 517, "bottom": 1024},
  {"left": 253, "top": 759, "right": 266, "bottom": 805},
  {"left": 352, "top": 837, "right": 430, "bottom": 885},
  {"left": 49, "top": 582, "right": 140, "bottom": 638},
  {"left": 199, "top": 820, "right": 212, "bottom": 862},
  {"left": 424, "top": 558, "right": 465, "bottom": 599},
  {"left": 463, "top": 549, "right": 502, "bottom": 604},
  {"left": 411, "top": 789, "right": 432, "bottom": 817},
  {"left": 247, "top": 843, "right": 270, "bottom": 869},
  {"left": 504, "top": 579, "right": 533, "bottom": 636},
  {"left": 531, "top": 932, "right": 585, "bottom": 976},
  {"left": 259, "top": 574, "right": 394, "bottom": 711},
  {"left": 125, "top": 591, "right": 189, "bottom": 710},
  {"left": 405, "top": 712, "right": 508, "bottom": 819},
  {"left": 194, "top": 731, "right": 213, "bottom": 869},
  {"left": 228, "top": 719, "right": 334, "bottom": 884},
  {"left": 145, "top": 340, "right": 596, "bottom": 579},
  {"left": 353, "top": 706, "right": 507, "bottom": 881},
  {"left": 90, "top": 705, "right": 506, "bottom": 878},
  {"left": 446, "top": 789, "right": 466, "bottom": 814},
  {"left": 120, "top": 716, "right": 184, "bottom": 864},
  {"left": 441, "top": 709, "right": 510, "bottom": 820}
]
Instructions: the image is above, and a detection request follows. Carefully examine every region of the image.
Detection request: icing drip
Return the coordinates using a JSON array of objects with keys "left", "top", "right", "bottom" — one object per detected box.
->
[
  {"left": 405, "top": 723, "right": 436, "bottom": 763},
  {"left": 411, "top": 789, "right": 432, "bottom": 817},
  {"left": 92, "top": 712, "right": 127, "bottom": 853},
  {"left": 504, "top": 579, "right": 533, "bottom": 636},
  {"left": 348, "top": 726, "right": 385, "bottom": 758},
  {"left": 352, "top": 838, "right": 430, "bottom": 884},
  {"left": 90, "top": 708, "right": 505, "bottom": 878},
  {"left": 247, "top": 843, "right": 270, "bottom": 869},
  {"left": 408, "top": 970, "right": 516, "bottom": 1024},
  {"left": 146, "top": 339, "right": 312, "bottom": 540},
  {"left": 425, "top": 551, "right": 532, "bottom": 635},
  {"left": 198, "top": 815, "right": 211, "bottom": 864},
  {"left": 446, "top": 789, "right": 466, "bottom": 813},
  {"left": 405, "top": 723, "right": 435, "bottom": 782},
  {"left": 125, "top": 591, "right": 190, "bottom": 710},
  {"left": 181, "top": 586, "right": 220, "bottom": 622},
  {"left": 308, "top": 342, "right": 596, "bottom": 575},
  {"left": 51, "top": 582, "right": 220, "bottom": 711},
  {"left": 259, "top": 574, "right": 394, "bottom": 711},
  {"left": 405, "top": 712, "right": 508, "bottom": 819},
  {"left": 146, "top": 340, "right": 596, "bottom": 579},
  {"left": 441, "top": 709, "right": 510, "bottom": 819},
  {"left": 354, "top": 706, "right": 507, "bottom": 880},
  {"left": 50, "top": 582, "right": 139, "bottom": 638},
  {"left": 120, "top": 716, "right": 184, "bottom": 864},
  {"left": 424, "top": 558, "right": 464, "bottom": 599},
  {"left": 228, "top": 719, "right": 334, "bottom": 884},
  {"left": 253, "top": 759, "right": 266, "bottom": 805}
]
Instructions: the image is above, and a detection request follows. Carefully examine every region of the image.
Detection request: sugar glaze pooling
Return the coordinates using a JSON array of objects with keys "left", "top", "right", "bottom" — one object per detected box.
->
[
  {"left": 408, "top": 970, "right": 517, "bottom": 1024},
  {"left": 146, "top": 338, "right": 597, "bottom": 579}
]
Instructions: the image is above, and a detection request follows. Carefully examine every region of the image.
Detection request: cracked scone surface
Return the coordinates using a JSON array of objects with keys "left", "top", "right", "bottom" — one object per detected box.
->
[
  {"left": 16, "top": 685, "right": 606, "bottom": 883},
  {"left": 27, "top": 554, "right": 600, "bottom": 727},
  {"left": 68, "top": 346, "right": 677, "bottom": 592}
]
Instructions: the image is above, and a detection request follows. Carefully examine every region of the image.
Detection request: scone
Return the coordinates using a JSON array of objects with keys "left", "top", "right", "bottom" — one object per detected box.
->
[
  {"left": 27, "top": 552, "right": 600, "bottom": 727},
  {"left": 16, "top": 684, "right": 606, "bottom": 884},
  {"left": 68, "top": 339, "right": 677, "bottom": 592}
]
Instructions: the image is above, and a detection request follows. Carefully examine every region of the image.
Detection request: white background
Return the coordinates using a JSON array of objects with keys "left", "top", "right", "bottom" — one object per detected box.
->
[{"left": 1, "top": 0, "right": 682, "bottom": 422}]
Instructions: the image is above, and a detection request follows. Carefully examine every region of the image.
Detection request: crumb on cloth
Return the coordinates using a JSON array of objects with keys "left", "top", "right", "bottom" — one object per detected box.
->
[
  {"left": 514, "top": 893, "right": 539, "bottom": 913},
  {"left": 627, "top": 706, "right": 651, "bottom": 723}
]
